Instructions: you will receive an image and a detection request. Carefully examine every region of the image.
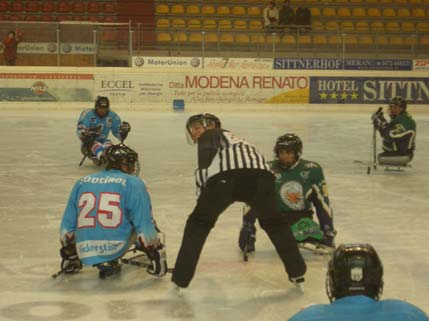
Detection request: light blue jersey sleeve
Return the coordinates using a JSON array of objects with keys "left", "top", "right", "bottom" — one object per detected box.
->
[
  {"left": 110, "top": 111, "right": 122, "bottom": 140},
  {"left": 126, "top": 177, "right": 159, "bottom": 247},
  {"left": 59, "top": 181, "right": 80, "bottom": 244},
  {"left": 76, "top": 109, "right": 92, "bottom": 139}
]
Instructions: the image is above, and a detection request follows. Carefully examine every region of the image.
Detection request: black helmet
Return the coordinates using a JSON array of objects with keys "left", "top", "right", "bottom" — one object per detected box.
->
[
  {"left": 104, "top": 144, "right": 138, "bottom": 172},
  {"left": 274, "top": 133, "right": 303, "bottom": 158},
  {"left": 186, "top": 113, "right": 221, "bottom": 135},
  {"left": 389, "top": 96, "right": 407, "bottom": 112},
  {"left": 326, "top": 244, "right": 383, "bottom": 302},
  {"left": 95, "top": 96, "right": 110, "bottom": 109}
]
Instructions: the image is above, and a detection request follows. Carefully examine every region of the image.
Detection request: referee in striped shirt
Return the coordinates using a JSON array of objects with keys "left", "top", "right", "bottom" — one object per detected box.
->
[{"left": 172, "top": 113, "right": 306, "bottom": 291}]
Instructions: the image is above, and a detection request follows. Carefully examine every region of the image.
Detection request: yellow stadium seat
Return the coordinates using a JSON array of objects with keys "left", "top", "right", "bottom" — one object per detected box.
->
[
  {"left": 218, "top": 19, "right": 232, "bottom": 30},
  {"left": 235, "top": 34, "right": 250, "bottom": 44},
  {"left": 172, "top": 19, "right": 185, "bottom": 28},
  {"left": 232, "top": 6, "right": 245, "bottom": 15},
  {"left": 173, "top": 32, "right": 187, "bottom": 43},
  {"left": 337, "top": 7, "right": 351, "bottom": 17},
  {"left": 266, "top": 34, "right": 281, "bottom": 44},
  {"left": 186, "top": 5, "right": 200, "bottom": 15},
  {"left": 310, "top": 7, "right": 321, "bottom": 17},
  {"left": 409, "top": 0, "right": 422, "bottom": 3},
  {"left": 380, "top": 0, "right": 392, "bottom": 2},
  {"left": 216, "top": 6, "right": 230, "bottom": 15},
  {"left": 247, "top": 6, "right": 261, "bottom": 16},
  {"left": 325, "top": 21, "right": 339, "bottom": 31},
  {"left": 156, "top": 19, "right": 170, "bottom": 29},
  {"left": 404, "top": 35, "right": 417, "bottom": 46},
  {"left": 390, "top": 36, "right": 404, "bottom": 46},
  {"left": 282, "top": 35, "right": 296, "bottom": 45},
  {"left": 233, "top": 20, "right": 247, "bottom": 30},
  {"left": 201, "top": 5, "right": 215, "bottom": 15},
  {"left": 367, "top": 8, "right": 381, "bottom": 17},
  {"left": 365, "top": 0, "right": 377, "bottom": 2},
  {"left": 298, "top": 35, "right": 312, "bottom": 45},
  {"left": 312, "top": 21, "right": 324, "bottom": 31},
  {"left": 313, "top": 35, "right": 327, "bottom": 45},
  {"left": 349, "top": 0, "right": 363, "bottom": 2},
  {"left": 397, "top": 8, "right": 410, "bottom": 18},
  {"left": 344, "top": 35, "right": 358, "bottom": 45},
  {"left": 171, "top": 4, "right": 184, "bottom": 15},
  {"left": 157, "top": 32, "right": 171, "bottom": 42},
  {"left": 189, "top": 32, "right": 203, "bottom": 43},
  {"left": 352, "top": 8, "right": 366, "bottom": 17},
  {"left": 370, "top": 21, "right": 384, "bottom": 31},
  {"left": 327, "top": 35, "right": 340, "bottom": 45},
  {"left": 401, "top": 22, "right": 415, "bottom": 32},
  {"left": 375, "top": 36, "right": 389, "bottom": 46},
  {"left": 355, "top": 21, "right": 369, "bottom": 31},
  {"left": 425, "top": 0, "right": 429, "bottom": 4},
  {"left": 155, "top": 4, "right": 169, "bottom": 14},
  {"left": 358, "top": 36, "right": 374, "bottom": 45},
  {"left": 204, "top": 33, "right": 218, "bottom": 43},
  {"left": 251, "top": 34, "right": 265, "bottom": 44},
  {"left": 188, "top": 19, "right": 201, "bottom": 29},
  {"left": 416, "top": 22, "right": 429, "bottom": 32},
  {"left": 249, "top": 20, "right": 263, "bottom": 30},
  {"left": 336, "top": 0, "right": 349, "bottom": 3},
  {"left": 321, "top": 0, "right": 333, "bottom": 3},
  {"left": 420, "top": 36, "right": 429, "bottom": 45},
  {"left": 220, "top": 33, "right": 234, "bottom": 43},
  {"left": 340, "top": 21, "right": 354, "bottom": 31},
  {"left": 322, "top": 7, "right": 336, "bottom": 17},
  {"left": 385, "top": 22, "right": 400, "bottom": 32},
  {"left": 382, "top": 8, "right": 395, "bottom": 17},
  {"left": 411, "top": 8, "right": 425, "bottom": 18},
  {"left": 203, "top": 19, "right": 217, "bottom": 30},
  {"left": 393, "top": 0, "right": 407, "bottom": 3}
]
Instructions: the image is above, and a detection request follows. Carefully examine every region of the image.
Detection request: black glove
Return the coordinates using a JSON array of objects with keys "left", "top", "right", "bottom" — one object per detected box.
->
[
  {"left": 146, "top": 244, "right": 167, "bottom": 277},
  {"left": 60, "top": 244, "right": 82, "bottom": 274},
  {"left": 80, "top": 126, "right": 101, "bottom": 143},
  {"left": 119, "top": 121, "right": 131, "bottom": 141},
  {"left": 371, "top": 109, "right": 387, "bottom": 129}
]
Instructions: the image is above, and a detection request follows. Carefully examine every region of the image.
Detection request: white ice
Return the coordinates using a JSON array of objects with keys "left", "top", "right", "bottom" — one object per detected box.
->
[{"left": 0, "top": 106, "right": 428, "bottom": 321}]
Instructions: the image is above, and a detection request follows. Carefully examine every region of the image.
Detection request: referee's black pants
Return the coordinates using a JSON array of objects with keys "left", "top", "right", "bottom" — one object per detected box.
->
[{"left": 172, "top": 169, "right": 306, "bottom": 288}]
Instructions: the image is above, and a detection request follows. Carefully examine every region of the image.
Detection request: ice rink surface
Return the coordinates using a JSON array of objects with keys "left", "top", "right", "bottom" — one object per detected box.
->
[{"left": 0, "top": 106, "right": 428, "bottom": 321}]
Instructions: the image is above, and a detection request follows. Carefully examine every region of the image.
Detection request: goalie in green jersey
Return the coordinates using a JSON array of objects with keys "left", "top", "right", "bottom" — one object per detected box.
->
[{"left": 239, "top": 133, "right": 336, "bottom": 254}]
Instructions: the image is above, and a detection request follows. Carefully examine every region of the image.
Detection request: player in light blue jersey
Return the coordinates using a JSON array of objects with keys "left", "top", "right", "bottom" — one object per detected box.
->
[
  {"left": 288, "top": 243, "right": 428, "bottom": 321},
  {"left": 77, "top": 96, "right": 131, "bottom": 165},
  {"left": 59, "top": 144, "right": 167, "bottom": 279}
]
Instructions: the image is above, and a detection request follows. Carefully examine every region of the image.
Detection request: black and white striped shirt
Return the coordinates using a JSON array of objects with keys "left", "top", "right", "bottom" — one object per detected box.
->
[{"left": 195, "top": 129, "right": 270, "bottom": 189}]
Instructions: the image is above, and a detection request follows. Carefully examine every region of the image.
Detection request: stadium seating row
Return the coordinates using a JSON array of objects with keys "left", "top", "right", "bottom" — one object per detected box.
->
[
  {"left": 156, "top": 31, "right": 429, "bottom": 46},
  {"left": 156, "top": 18, "right": 429, "bottom": 33},
  {"left": 155, "top": 4, "right": 429, "bottom": 18},
  {"left": 0, "top": 1, "right": 116, "bottom": 14},
  {"left": 155, "top": 0, "right": 429, "bottom": 4}
]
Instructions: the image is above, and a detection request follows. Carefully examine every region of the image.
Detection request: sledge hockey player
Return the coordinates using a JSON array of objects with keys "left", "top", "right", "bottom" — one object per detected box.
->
[
  {"left": 288, "top": 243, "right": 429, "bottom": 321},
  {"left": 371, "top": 96, "right": 416, "bottom": 166},
  {"left": 239, "top": 133, "right": 336, "bottom": 255},
  {"left": 77, "top": 96, "right": 131, "bottom": 166},
  {"left": 58, "top": 144, "right": 167, "bottom": 279},
  {"left": 172, "top": 114, "right": 306, "bottom": 291}
]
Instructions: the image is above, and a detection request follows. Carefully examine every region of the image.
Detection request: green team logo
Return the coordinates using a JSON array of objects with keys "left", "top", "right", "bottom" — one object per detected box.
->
[{"left": 280, "top": 181, "right": 305, "bottom": 210}]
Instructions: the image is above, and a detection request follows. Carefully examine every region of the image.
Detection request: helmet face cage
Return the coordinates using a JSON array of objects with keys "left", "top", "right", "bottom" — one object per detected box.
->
[
  {"left": 326, "top": 244, "right": 383, "bottom": 302},
  {"left": 95, "top": 96, "right": 110, "bottom": 110},
  {"left": 389, "top": 96, "right": 407, "bottom": 111},
  {"left": 274, "top": 134, "right": 303, "bottom": 159},
  {"left": 104, "top": 144, "right": 138, "bottom": 172},
  {"left": 186, "top": 113, "right": 221, "bottom": 140}
]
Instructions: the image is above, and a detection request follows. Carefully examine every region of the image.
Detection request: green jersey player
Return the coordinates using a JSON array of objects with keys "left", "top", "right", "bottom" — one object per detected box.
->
[{"left": 239, "top": 133, "right": 336, "bottom": 254}]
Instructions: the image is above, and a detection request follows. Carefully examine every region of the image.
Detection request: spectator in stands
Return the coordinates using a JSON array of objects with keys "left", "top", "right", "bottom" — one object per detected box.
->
[
  {"left": 295, "top": 6, "right": 312, "bottom": 31},
  {"left": 1, "top": 30, "right": 22, "bottom": 66},
  {"left": 279, "top": 0, "right": 295, "bottom": 28},
  {"left": 263, "top": 1, "right": 279, "bottom": 32}
]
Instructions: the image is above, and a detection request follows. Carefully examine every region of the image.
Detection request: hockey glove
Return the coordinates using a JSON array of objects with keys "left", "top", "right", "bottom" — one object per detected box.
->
[
  {"left": 371, "top": 109, "right": 387, "bottom": 129},
  {"left": 60, "top": 244, "right": 82, "bottom": 274},
  {"left": 146, "top": 244, "right": 167, "bottom": 277},
  {"left": 119, "top": 121, "right": 131, "bottom": 141}
]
